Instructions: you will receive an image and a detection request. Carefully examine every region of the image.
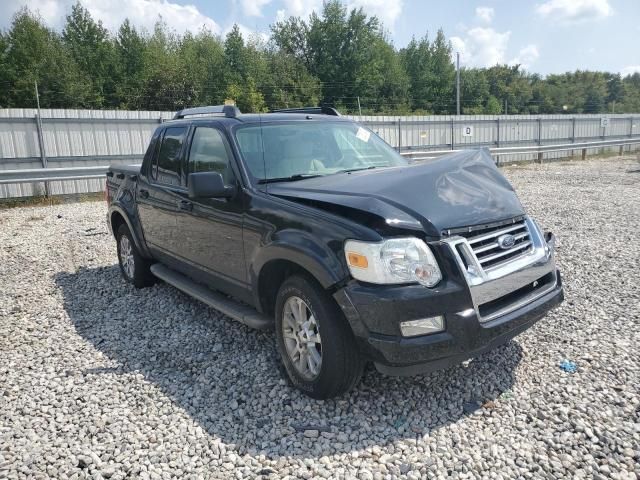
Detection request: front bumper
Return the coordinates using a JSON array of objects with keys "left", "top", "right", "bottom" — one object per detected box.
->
[{"left": 333, "top": 225, "right": 564, "bottom": 376}]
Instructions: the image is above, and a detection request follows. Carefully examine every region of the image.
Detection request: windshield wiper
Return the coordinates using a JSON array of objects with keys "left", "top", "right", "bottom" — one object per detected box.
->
[
  {"left": 257, "top": 173, "right": 324, "bottom": 184},
  {"left": 335, "top": 166, "right": 378, "bottom": 174}
]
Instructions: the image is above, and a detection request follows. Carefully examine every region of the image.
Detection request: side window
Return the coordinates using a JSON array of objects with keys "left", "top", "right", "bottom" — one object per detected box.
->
[
  {"left": 153, "top": 126, "right": 187, "bottom": 186},
  {"left": 187, "top": 127, "right": 235, "bottom": 184}
]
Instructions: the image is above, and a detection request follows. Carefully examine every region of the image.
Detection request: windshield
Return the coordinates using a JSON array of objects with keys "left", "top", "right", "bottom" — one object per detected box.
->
[{"left": 235, "top": 122, "right": 408, "bottom": 182}]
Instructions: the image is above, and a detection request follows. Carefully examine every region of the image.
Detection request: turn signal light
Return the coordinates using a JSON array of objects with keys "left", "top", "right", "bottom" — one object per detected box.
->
[{"left": 346, "top": 252, "right": 369, "bottom": 269}]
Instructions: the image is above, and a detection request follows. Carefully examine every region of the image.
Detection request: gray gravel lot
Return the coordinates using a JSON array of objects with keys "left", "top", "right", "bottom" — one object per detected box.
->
[{"left": 1, "top": 157, "right": 639, "bottom": 479}]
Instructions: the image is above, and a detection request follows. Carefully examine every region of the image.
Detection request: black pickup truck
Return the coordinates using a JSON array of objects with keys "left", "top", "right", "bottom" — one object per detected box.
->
[{"left": 106, "top": 105, "right": 563, "bottom": 399}]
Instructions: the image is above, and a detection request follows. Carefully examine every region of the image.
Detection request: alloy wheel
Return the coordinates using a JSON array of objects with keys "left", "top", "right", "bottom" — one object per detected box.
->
[
  {"left": 281, "top": 295, "right": 323, "bottom": 380},
  {"left": 119, "top": 234, "right": 135, "bottom": 279}
]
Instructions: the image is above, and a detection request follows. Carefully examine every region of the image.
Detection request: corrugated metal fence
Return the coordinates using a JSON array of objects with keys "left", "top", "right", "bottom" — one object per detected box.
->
[
  {"left": 1, "top": 109, "right": 638, "bottom": 198},
  {"left": 0, "top": 109, "right": 173, "bottom": 198}
]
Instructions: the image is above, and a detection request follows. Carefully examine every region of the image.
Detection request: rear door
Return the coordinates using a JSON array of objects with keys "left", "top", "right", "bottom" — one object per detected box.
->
[
  {"left": 137, "top": 125, "right": 189, "bottom": 255},
  {"left": 174, "top": 124, "right": 247, "bottom": 295}
]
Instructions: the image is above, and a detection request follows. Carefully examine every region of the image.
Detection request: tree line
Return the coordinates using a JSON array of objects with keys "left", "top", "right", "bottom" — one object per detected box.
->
[{"left": 1, "top": 1, "right": 639, "bottom": 115}]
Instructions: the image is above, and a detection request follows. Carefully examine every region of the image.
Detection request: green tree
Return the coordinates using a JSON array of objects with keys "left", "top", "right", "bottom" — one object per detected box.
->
[
  {"left": 272, "top": 0, "right": 408, "bottom": 113},
  {"left": 485, "top": 95, "right": 502, "bottom": 114},
  {"left": 140, "top": 20, "right": 197, "bottom": 110},
  {"left": 179, "top": 28, "right": 226, "bottom": 105},
  {"left": 459, "top": 68, "right": 489, "bottom": 114},
  {"left": 605, "top": 73, "right": 624, "bottom": 112},
  {"left": 224, "top": 25, "right": 246, "bottom": 85},
  {"left": 3, "top": 1, "right": 640, "bottom": 115},
  {"left": 428, "top": 30, "right": 455, "bottom": 113},
  {"left": 262, "top": 49, "right": 321, "bottom": 109},
  {"left": 113, "top": 19, "right": 146, "bottom": 108},
  {"left": 0, "top": 8, "right": 91, "bottom": 108},
  {"left": 62, "top": 2, "right": 116, "bottom": 106},
  {"left": 401, "top": 29, "right": 454, "bottom": 113},
  {"left": 401, "top": 35, "right": 432, "bottom": 111}
]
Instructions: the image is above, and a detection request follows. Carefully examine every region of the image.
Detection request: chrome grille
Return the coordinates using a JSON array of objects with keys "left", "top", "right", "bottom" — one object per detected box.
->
[{"left": 451, "top": 218, "right": 533, "bottom": 271}]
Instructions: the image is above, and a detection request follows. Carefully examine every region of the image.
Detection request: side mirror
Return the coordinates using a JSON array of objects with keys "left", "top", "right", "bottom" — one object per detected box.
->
[{"left": 188, "top": 172, "right": 235, "bottom": 199}]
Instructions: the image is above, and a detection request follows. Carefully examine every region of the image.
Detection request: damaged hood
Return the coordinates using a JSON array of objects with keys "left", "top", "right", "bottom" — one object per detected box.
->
[{"left": 267, "top": 149, "right": 525, "bottom": 237}]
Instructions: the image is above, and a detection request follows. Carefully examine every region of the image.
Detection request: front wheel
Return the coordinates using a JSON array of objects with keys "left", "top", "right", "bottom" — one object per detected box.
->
[
  {"left": 275, "top": 275, "right": 364, "bottom": 399},
  {"left": 116, "top": 224, "right": 154, "bottom": 288}
]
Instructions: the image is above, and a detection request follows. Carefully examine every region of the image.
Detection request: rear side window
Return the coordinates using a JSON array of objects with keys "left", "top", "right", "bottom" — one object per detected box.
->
[
  {"left": 187, "top": 127, "right": 235, "bottom": 184},
  {"left": 153, "top": 126, "right": 187, "bottom": 186}
]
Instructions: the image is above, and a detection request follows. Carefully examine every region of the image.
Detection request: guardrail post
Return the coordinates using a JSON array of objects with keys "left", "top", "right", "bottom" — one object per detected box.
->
[
  {"left": 571, "top": 117, "right": 577, "bottom": 158},
  {"left": 582, "top": 148, "right": 587, "bottom": 160},
  {"left": 397, "top": 118, "right": 401, "bottom": 152},
  {"left": 537, "top": 117, "right": 542, "bottom": 146},
  {"left": 34, "top": 113, "right": 49, "bottom": 197},
  {"left": 496, "top": 118, "right": 500, "bottom": 147},
  {"left": 537, "top": 152, "right": 543, "bottom": 164},
  {"left": 450, "top": 118, "right": 455, "bottom": 150}
]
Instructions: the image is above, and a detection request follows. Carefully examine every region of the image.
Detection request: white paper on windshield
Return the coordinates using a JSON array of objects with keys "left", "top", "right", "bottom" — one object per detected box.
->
[{"left": 355, "top": 127, "right": 371, "bottom": 142}]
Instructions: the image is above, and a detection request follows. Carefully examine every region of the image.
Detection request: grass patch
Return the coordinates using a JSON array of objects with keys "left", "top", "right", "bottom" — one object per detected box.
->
[{"left": 0, "top": 192, "right": 104, "bottom": 210}]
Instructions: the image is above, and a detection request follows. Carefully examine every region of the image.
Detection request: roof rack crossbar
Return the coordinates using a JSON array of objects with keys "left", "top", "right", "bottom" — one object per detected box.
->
[
  {"left": 173, "top": 105, "right": 241, "bottom": 119},
  {"left": 269, "top": 106, "right": 341, "bottom": 116}
]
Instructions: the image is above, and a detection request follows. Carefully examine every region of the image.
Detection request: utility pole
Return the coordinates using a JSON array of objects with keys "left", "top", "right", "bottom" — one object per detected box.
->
[
  {"left": 357, "top": 96, "right": 362, "bottom": 116},
  {"left": 34, "top": 81, "right": 49, "bottom": 197},
  {"left": 456, "top": 52, "right": 460, "bottom": 116},
  {"left": 504, "top": 98, "right": 508, "bottom": 115}
]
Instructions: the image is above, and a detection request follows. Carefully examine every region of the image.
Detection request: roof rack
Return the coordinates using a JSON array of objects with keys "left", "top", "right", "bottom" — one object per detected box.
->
[
  {"left": 173, "top": 105, "right": 241, "bottom": 119},
  {"left": 269, "top": 106, "right": 341, "bottom": 116}
]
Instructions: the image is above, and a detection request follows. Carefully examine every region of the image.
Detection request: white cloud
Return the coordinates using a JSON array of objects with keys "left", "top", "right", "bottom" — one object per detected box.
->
[
  {"left": 0, "top": 0, "right": 220, "bottom": 33},
  {"left": 275, "top": 9, "right": 286, "bottom": 22},
  {"left": 279, "top": 0, "right": 322, "bottom": 19},
  {"left": 509, "top": 44, "right": 539, "bottom": 69},
  {"left": 348, "top": 0, "right": 403, "bottom": 30},
  {"left": 275, "top": 0, "right": 403, "bottom": 30},
  {"left": 475, "top": 6, "right": 494, "bottom": 23},
  {"left": 452, "top": 27, "right": 511, "bottom": 67},
  {"left": 240, "top": 0, "right": 272, "bottom": 17},
  {"left": 535, "top": 0, "right": 612, "bottom": 23},
  {"left": 0, "top": 0, "right": 66, "bottom": 29},
  {"left": 621, "top": 65, "right": 640, "bottom": 77}
]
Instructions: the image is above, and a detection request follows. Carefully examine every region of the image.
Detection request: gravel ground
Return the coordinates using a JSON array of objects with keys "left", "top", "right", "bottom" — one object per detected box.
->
[{"left": 1, "top": 156, "right": 639, "bottom": 480}]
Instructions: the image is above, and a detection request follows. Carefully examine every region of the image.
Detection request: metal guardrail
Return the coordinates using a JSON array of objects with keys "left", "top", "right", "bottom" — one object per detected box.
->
[
  {"left": 400, "top": 138, "right": 640, "bottom": 161},
  {"left": 0, "top": 166, "right": 112, "bottom": 184},
  {"left": 0, "top": 138, "right": 638, "bottom": 186}
]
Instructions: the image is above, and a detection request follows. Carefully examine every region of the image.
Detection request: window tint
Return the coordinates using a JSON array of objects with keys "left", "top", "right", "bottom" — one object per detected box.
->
[
  {"left": 153, "top": 126, "right": 187, "bottom": 186},
  {"left": 187, "top": 127, "right": 234, "bottom": 184}
]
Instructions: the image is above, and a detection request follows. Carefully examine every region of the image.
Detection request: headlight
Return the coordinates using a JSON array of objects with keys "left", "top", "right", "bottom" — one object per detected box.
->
[{"left": 344, "top": 237, "right": 442, "bottom": 287}]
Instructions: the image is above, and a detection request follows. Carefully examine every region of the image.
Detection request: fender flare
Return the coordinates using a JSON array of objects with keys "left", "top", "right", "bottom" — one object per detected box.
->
[
  {"left": 250, "top": 229, "right": 349, "bottom": 300},
  {"left": 107, "top": 205, "right": 151, "bottom": 258}
]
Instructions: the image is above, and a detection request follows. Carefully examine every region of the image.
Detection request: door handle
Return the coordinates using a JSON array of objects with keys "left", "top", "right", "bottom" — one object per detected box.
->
[
  {"left": 139, "top": 189, "right": 149, "bottom": 199},
  {"left": 179, "top": 200, "right": 193, "bottom": 211}
]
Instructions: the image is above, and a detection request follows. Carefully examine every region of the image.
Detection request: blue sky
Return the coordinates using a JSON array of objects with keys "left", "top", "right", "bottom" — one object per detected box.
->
[{"left": 1, "top": 0, "right": 639, "bottom": 76}]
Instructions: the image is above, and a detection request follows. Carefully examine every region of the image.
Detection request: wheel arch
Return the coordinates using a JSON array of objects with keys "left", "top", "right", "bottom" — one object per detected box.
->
[
  {"left": 108, "top": 206, "right": 150, "bottom": 257},
  {"left": 253, "top": 234, "right": 350, "bottom": 314}
]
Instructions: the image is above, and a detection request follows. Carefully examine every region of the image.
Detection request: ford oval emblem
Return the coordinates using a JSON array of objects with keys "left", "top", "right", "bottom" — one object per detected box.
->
[{"left": 497, "top": 233, "right": 516, "bottom": 249}]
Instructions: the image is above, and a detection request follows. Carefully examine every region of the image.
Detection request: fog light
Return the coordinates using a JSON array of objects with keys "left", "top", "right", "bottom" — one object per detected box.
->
[{"left": 400, "top": 316, "right": 444, "bottom": 337}]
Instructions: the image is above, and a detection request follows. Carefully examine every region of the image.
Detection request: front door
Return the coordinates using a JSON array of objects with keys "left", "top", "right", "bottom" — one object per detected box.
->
[{"left": 175, "top": 125, "right": 247, "bottom": 298}]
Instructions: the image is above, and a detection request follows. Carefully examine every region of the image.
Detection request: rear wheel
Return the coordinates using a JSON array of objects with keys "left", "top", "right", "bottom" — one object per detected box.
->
[
  {"left": 116, "top": 224, "right": 154, "bottom": 288},
  {"left": 275, "top": 275, "right": 364, "bottom": 399}
]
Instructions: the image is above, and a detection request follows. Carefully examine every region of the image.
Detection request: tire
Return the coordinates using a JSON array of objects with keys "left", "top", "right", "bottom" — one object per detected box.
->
[
  {"left": 275, "top": 275, "right": 364, "bottom": 399},
  {"left": 116, "top": 223, "right": 154, "bottom": 288}
]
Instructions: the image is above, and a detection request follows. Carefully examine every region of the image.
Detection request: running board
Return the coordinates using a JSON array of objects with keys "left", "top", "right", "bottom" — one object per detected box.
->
[{"left": 150, "top": 264, "right": 272, "bottom": 330}]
